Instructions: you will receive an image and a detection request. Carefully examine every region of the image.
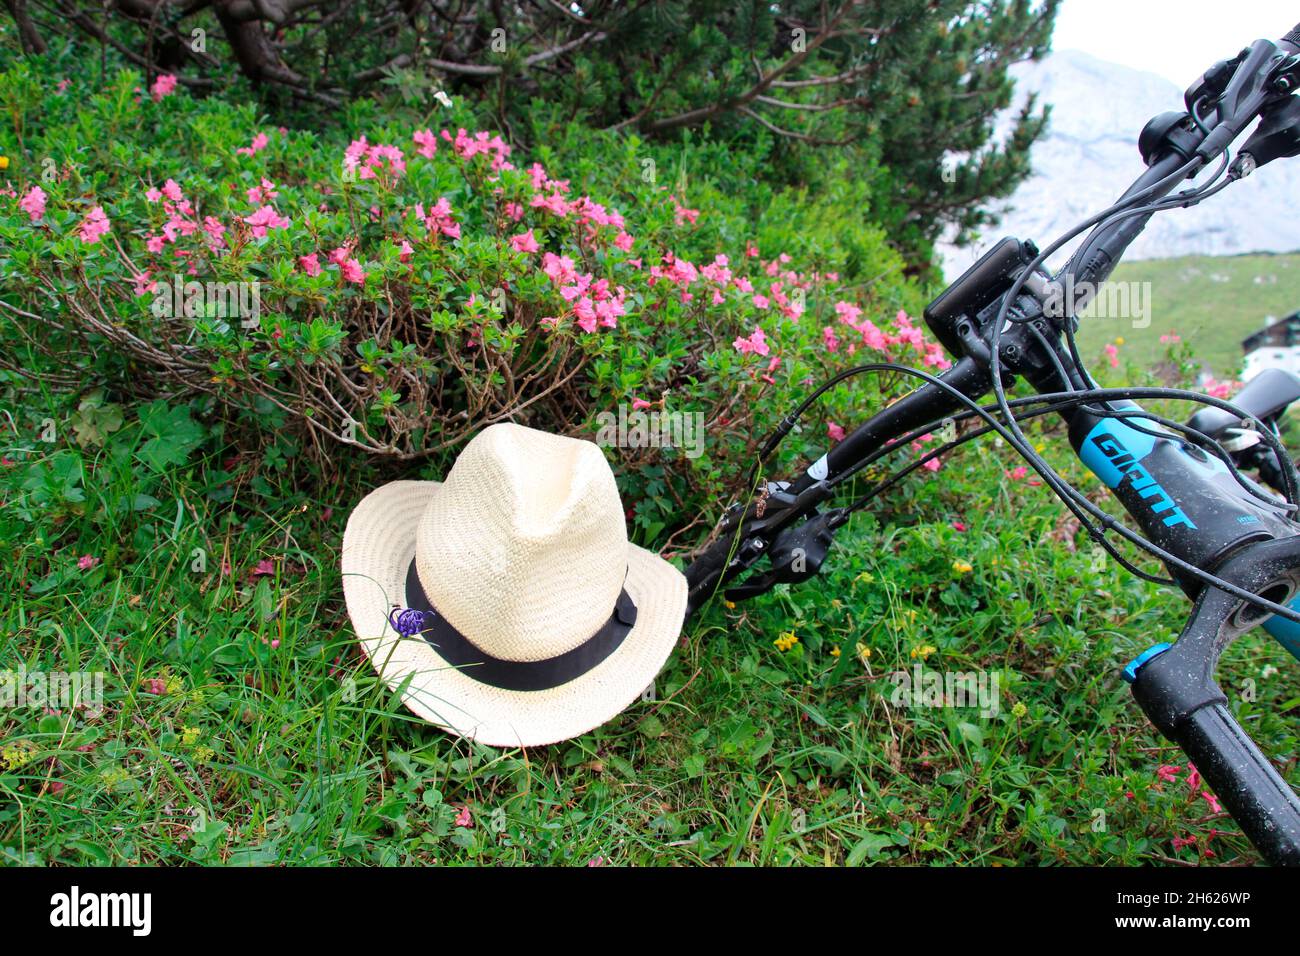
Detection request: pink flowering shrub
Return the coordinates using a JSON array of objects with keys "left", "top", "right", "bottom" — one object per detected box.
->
[{"left": 0, "top": 65, "right": 945, "bottom": 523}]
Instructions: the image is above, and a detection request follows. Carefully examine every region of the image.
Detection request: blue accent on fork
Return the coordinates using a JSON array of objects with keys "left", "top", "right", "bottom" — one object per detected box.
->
[{"left": 1122, "top": 642, "right": 1173, "bottom": 684}]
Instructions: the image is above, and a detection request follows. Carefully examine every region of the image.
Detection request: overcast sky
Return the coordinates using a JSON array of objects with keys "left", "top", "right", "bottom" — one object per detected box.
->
[{"left": 1053, "top": 0, "right": 1298, "bottom": 87}]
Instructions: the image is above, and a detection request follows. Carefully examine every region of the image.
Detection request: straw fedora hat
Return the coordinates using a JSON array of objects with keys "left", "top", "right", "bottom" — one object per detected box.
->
[{"left": 341, "top": 423, "right": 688, "bottom": 747}]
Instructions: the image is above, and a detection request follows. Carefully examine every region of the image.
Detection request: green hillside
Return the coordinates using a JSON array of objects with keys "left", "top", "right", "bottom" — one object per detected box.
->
[{"left": 1074, "top": 253, "right": 1300, "bottom": 377}]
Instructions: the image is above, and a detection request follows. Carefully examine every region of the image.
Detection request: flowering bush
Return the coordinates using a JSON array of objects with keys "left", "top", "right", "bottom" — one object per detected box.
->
[{"left": 0, "top": 63, "right": 953, "bottom": 539}]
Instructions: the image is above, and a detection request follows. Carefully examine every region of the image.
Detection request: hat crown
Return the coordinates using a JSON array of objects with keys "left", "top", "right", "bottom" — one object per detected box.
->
[{"left": 416, "top": 424, "right": 627, "bottom": 662}]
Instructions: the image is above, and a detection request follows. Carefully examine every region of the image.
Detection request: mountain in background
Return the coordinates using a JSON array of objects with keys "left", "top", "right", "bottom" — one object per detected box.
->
[{"left": 938, "top": 49, "right": 1300, "bottom": 280}]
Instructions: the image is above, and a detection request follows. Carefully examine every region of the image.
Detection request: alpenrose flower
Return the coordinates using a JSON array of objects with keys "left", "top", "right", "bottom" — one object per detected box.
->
[
  {"left": 3, "top": 98, "right": 954, "bottom": 479},
  {"left": 19, "top": 185, "right": 45, "bottom": 222},
  {"left": 5, "top": 119, "right": 946, "bottom": 368}
]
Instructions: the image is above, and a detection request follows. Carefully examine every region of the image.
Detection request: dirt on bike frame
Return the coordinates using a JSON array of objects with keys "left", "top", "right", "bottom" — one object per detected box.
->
[{"left": 683, "top": 23, "right": 1300, "bottom": 865}]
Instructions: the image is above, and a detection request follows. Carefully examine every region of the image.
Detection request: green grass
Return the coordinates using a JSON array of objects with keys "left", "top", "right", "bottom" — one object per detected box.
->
[
  {"left": 1075, "top": 253, "right": 1300, "bottom": 376},
  {"left": 4, "top": 362, "right": 1299, "bottom": 866}
]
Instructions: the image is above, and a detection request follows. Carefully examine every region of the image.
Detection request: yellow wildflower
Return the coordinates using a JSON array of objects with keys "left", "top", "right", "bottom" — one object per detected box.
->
[
  {"left": 1012, "top": 701, "right": 1028, "bottom": 719},
  {"left": 830, "top": 646, "right": 841, "bottom": 658},
  {"left": 952, "top": 560, "right": 973, "bottom": 574},
  {"left": 855, "top": 571, "right": 875, "bottom": 585},
  {"left": 855, "top": 642, "right": 871, "bottom": 665},
  {"left": 1115, "top": 336, "right": 1125, "bottom": 346},
  {"left": 724, "top": 600, "right": 736, "bottom": 610},
  {"left": 910, "top": 644, "right": 937, "bottom": 661},
  {"left": 1, "top": 740, "right": 38, "bottom": 771},
  {"left": 774, "top": 631, "right": 799, "bottom": 652},
  {"left": 0, "top": 156, "right": 9, "bottom": 170},
  {"left": 193, "top": 746, "right": 215, "bottom": 762},
  {"left": 181, "top": 726, "right": 201, "bottom": 747}
]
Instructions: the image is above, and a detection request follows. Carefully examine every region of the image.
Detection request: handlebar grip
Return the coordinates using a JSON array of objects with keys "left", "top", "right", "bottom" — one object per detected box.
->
[
  {"left": 1175, "top": 701, "right": 1300, "bottom": 864},
  {"left": 1283, "top": 23, "right": 1300, "bottom": 54}
]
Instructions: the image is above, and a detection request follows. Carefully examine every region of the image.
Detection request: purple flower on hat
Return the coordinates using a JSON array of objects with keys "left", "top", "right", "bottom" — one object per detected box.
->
[{"left": 389, "top": 607, "right": 429, "bottom": 637}]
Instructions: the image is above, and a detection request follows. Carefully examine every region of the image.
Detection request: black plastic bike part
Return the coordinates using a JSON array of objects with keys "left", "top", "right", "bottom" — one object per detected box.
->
[
  {"left": 722, "top": 510, "right": 840, "bottom": 602},
  {"left": 684, "top": 476, "right": 838, "bottom": 617},
  {"left": 1185, "top": 54, "right": 1247, "bottom": 112},
  {"left": 1128, "top": 535, "right": 1300, "bottom": 865},
  {"left": 1187, "top": 368, "right": 1300, "bottom": 440},
  {"left": 1195, "top": 39, "right": 1294, "bottom": 161},
  {"left": 922, "top": 237, "right": 1040, "bottom": 359},
  {"left": 1240, "top": 94, "right": 1300, "bottom": 169},
  {"left": 1139, "top": 111, "right": 1202, "bottom": 165},
  {"left": 1285, "top": 23, "right": 1300, "bottom": 55},
  {"left": 1065, "top": 151, "right": 1204, "bottom": 296}
]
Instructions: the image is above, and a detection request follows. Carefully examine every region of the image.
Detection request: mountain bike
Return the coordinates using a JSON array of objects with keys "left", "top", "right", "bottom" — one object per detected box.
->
[{"left": 683, "top": 21, "right": 1300, "bottom": 865}]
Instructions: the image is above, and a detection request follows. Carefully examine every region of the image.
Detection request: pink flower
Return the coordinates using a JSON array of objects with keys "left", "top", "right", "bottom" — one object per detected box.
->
[
  {"left": 951, "top": 521, "right": 967, "bottom": 532},
  {"left": 614, "top": 231, "right": 634, "bottom": 252},
  {"left": 150, "top": 74, "right": 177, "bottom": 102},
  {"left": 298, "top": 253, "right": 322, "bottom": 276},
  {"left": 922, "top": 457, "right": 942, "bottom": 473},
  {"left": 415, "top": 197, "right": 459, "bottom": 238},
  {"left": 162, "top": 178, "right": 184, "bottom": 202},
  {"left": 413, "top": 128, "right": 438, "bottom": 159},
  {"left": 752, "top": 294, "right": 769, "bottom": 310},
  {"left": 236, "top": 132, "right": 270, "bottom": 157},
  {"left": 242, "top": 205, "right": 290, "bottom": 238},
  {"left": 343, "top": 138, "right": 406, "bottom": 180},
  {"left": 1202, "top": 377, "right": 1238, "bottom": 400},
  {"left": 541, "top": 252, "right": 578, "bottom": 286},
  {"left": 77, "top": 554, "right": 99, "bottom": 570},
  {"left": 822, "top": 326, "right": 840, "bottom": 352},
  {"left": 397, "top": 239, "right": 415, "bottom": 263},
  {"left": 19, "top": 186, "right": 46, "bottom": 222},
  {"left": 1006, "top": 466, "right": 1028, "bottom": 481},
  {"left": 1201, "top": 790, "right": 1223, "bottom": 814},
  {"left": 132, "top": 271, "right": 157, "bottom": 296},
  {"left": 827, "top": 422, "right": 846, "bottom": 442},
  {"left": 574, "top": 297, "right": 599, "bottom": 333},
  {"left": 141, "top": 678, "right": 168, "bottom": 696},
  {"left": 78, "top": 206, "right": 111, "bottom": 244},
  {"left": 145, "top": 187, "right": 163, "bottom": 203},
  {"left": 339, "top": 257, "right": 366, "bottom": 285},
  {"left": 1156, "top": 764, "right": 1182, "bottom": 784},
  {"left": 510, "top": 229, "right": 540, "bottom": 253},
  {"left": 252, "top": 559, "right": 275, "bottom": 577},
  {"left": 631, "top": 398, "right": 653, "bottom": 411},
  {"left": 733, "top": 327, "right": 770, "bottom": 357},
  {"left": 246, "top": 178, "right": 278, "bottom": 204},
  {"left": 454, "top": 806, "right": 473, "bottom": 828},
  {"left": 1104, "top": 343, "right": 1119, "bottom": 368}
]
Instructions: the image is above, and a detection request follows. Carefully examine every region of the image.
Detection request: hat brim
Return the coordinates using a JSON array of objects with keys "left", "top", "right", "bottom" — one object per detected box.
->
[{"left": 341, "top": 480, "right": 688, "bottom": 747}]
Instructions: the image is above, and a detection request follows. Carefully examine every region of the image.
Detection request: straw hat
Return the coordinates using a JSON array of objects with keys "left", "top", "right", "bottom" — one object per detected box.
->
[{"left": 341, "top": 423, "right": 688, "bottom": 747}]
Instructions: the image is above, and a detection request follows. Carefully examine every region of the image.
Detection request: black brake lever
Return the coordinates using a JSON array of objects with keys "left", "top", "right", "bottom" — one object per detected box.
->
[{"left": 723, "top": 511, "right": 840, "bottom": 601}]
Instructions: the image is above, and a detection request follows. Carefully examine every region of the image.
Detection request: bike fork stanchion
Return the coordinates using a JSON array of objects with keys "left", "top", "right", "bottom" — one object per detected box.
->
[{"left": 1125, "top": 537, "right": 1300, "bottom": 865}]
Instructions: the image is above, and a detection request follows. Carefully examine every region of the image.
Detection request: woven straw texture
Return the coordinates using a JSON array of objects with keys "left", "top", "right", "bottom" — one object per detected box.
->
[{"left": 341, "top": 425, "right": 688, "bottom": 747}]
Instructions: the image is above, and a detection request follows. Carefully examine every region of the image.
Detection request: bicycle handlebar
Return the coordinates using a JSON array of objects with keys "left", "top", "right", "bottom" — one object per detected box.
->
[{"left": 1283, "top": 22, "right": 1300, "bottom": 54}]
